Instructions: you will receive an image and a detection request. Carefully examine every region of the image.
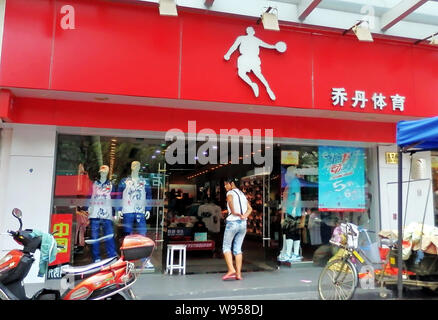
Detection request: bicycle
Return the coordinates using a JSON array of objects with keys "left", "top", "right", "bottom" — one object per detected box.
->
[{"left": 317, "top": 223, "right": 391, "bottom": 300}]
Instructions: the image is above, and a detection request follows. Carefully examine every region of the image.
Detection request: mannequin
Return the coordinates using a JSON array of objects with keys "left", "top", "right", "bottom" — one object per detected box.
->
[
  {"left": 118, "top": 161, "right": 153, "bottom": 268},
  {"left": 278, "top": 166, "right": 303, "bottom": 263},
  {"left": 118, "top": 161, "right": 152, "bottom": 235},
  {"left": 88, "top": 165, "right": 117, "bottom": 263}
]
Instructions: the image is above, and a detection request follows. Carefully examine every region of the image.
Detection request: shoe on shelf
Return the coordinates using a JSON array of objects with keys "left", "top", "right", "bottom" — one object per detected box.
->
[{"left": 145, "top": 260, "right": 155, "bottom": 269}]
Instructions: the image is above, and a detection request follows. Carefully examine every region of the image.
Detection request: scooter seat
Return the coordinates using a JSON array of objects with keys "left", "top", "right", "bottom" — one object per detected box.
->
[{"left": 61, "top": 256, "right": 118, "bottom": 275}]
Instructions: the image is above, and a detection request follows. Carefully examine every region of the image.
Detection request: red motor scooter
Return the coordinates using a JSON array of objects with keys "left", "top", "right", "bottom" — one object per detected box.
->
[{"left": 0, "top": 208, "right": 155, "bottom": 300}]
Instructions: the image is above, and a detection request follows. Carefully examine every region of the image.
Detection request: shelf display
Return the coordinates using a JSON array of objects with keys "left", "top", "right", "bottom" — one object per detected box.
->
[{"left": 240, "top": 175, "right": 266, "bottom": 237}]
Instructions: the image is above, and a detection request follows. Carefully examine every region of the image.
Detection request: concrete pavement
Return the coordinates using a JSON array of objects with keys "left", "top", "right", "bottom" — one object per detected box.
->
[{"left": 131, "top": 262, "right": 393, "bottom": 300}]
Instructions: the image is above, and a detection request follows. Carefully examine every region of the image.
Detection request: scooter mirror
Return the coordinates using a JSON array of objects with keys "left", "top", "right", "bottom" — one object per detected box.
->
[{"left": 12, "top": 208, "right": 22, "bottom": 219}]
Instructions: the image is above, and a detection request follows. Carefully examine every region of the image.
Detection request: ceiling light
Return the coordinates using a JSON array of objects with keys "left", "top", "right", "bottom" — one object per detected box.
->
[
  {"left": 261, "top": 7, "right": 279, "bottom": 31},
  {"left": 414, "top": 32, "right": 438, "bottom": 45},
  {"left": 159, "top": 0, "right": 178, "bottom": 16},
  {"left": 352, "top": 22, "right": 373, "bottom": 42},
  {"left": 343, "top": 20, "right": 373, "bottom": 42}
]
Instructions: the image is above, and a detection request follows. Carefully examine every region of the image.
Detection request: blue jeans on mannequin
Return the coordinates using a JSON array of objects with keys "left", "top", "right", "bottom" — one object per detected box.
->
[
  {"left": 89, "top": 218, "right": 117, "bottom": 262},
  {"left": 122, "top": 212, "right": 147, "bottom": 236}
]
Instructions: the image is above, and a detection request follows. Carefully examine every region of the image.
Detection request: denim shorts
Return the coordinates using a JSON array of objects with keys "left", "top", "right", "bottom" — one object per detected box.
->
[{"left": 222, "top": 220, "right": 247, "bottom": 255}]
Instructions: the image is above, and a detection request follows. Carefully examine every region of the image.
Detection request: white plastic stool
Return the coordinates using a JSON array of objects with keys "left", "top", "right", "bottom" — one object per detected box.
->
[{"left": 166, "top": 244, "right": 187, "bottom": 275}]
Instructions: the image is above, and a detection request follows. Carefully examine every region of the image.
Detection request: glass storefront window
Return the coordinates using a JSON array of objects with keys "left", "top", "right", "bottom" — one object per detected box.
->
[
  {"left": 276, "top": 145, "right": 377, "bottom": 266},
  {"left": 52, "top": 134, "right": 166, "bottom": 270},
  {"left": 49, "top": 133, "right": 378, "bottom": 276}
]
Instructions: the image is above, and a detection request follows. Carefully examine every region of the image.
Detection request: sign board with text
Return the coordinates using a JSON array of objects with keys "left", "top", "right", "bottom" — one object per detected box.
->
[{"left": 318, "top": 146, "right": 366, "bottom": 212}]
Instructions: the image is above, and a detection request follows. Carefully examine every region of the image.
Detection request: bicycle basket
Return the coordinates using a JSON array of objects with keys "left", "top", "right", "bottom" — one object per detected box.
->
[{"left": 357, "top": 229, "right": 382, "bottom": 265}]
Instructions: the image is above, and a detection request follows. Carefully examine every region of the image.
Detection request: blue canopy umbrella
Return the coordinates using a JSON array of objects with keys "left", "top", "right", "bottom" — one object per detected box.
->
[
  {"left": 395, "top": 115, "right": 438, "bottom": 299},
  {"left": 397, "top": 116, "right": 438, "bottom": 151}
]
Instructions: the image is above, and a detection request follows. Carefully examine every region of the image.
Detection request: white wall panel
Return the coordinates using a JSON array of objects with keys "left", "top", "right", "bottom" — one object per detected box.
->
[{"left": 0, "top": 125, "right": 56, "bottom": 284}]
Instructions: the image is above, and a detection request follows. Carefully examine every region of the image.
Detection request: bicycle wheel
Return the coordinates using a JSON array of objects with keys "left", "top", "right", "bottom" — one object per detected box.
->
[{"left": 318, "top": 258, "right": 358, "bottom": 300}]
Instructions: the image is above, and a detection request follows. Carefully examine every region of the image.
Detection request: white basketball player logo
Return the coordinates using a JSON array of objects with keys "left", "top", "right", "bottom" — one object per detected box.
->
[{"left": 224, "top": 26, "right": 287, "bottom": 101}]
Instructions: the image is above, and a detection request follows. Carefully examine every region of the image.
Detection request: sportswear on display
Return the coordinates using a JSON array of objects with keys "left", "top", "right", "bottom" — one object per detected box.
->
[
  {"left": 117, "top": 177, "right": 152, "bottom": 214},
  {"left": 283, "top": 177, "right": 301, "bottom": 218},
  {"left": 89, "top": 180, "right": 113, "bottom": 220}
]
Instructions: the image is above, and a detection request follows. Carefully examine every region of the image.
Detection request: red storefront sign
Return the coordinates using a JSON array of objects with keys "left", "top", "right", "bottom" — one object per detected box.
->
[
  {"left": 1, "top": 0, "right": 437, "bottom": 118},
  {"left": 49, "top": 213, "right": 73, "bottom": 266},
  {"left": 0, "top": 0, "right": 437, "bottom": 148}
]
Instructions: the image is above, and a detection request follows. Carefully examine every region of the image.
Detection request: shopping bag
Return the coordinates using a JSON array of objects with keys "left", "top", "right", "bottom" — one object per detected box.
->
[{"left": 358, "top": 229, "right": 381, "bottom": 265}]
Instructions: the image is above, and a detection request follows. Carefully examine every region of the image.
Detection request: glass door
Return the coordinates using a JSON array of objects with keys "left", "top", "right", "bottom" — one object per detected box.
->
[
  {"left": 145, "top": 162, "right": 167, "bottom": 273},
  {"left": 240, "top": 168, "right": 277, "bottom": 271}
]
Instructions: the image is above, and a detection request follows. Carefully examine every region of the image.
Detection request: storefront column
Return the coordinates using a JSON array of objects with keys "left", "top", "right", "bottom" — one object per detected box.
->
[
  {"left": 0, "top": 124, "right": 56, "bottom": 284},
  {"left": 0, "top": 126, "right": 13, "bottom": 248},
  {"left": 378, "top": 145, "right": 434, "bottom": 231}
]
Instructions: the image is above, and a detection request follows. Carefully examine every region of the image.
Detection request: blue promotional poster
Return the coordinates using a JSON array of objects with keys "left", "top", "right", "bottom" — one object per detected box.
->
[{"left": 318, "top": 146, "right": 366, "bottom": 212}]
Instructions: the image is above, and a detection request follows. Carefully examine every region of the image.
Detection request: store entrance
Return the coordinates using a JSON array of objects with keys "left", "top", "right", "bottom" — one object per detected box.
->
[{"left": 163, "top": 144, "right": 279, "bottom": 274}]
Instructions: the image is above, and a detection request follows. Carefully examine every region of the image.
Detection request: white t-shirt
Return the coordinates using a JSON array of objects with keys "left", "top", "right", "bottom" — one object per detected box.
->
[
  {"left": 226, "top": 188, "right": 248, "bottom": 221},
  {"left": 89, "top": 180, "right": 113, "bottom": 220},
  {"left": 197, "top": 203, "right": 222, "bottom": 233},
  {"left": 120, "top": 177, "right": 151, "bottom": 214}
]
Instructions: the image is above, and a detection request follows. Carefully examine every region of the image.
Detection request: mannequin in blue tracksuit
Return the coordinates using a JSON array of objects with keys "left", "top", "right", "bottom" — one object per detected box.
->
[
  {"left": 278, "top": 166, "right": 302, "bottom": 263},
  {"left": 117, "top": 161, "right": 152, "bottom": 236}
]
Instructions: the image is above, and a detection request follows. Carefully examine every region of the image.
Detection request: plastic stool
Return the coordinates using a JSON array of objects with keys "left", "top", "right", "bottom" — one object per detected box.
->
[{"left": 166, "top": 244, "right": 187, "bottom": 275}]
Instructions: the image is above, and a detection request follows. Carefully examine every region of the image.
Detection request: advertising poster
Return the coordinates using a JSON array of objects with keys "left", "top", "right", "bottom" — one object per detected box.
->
[
  {"left": 49, "top": 213, "right": 73, "bottom": 266},
  {"left": 281, "top": 150, "right": 299, "bottom": 165},
  {"left": 318, "top": 146, "right": 366, "bottom": 212}
]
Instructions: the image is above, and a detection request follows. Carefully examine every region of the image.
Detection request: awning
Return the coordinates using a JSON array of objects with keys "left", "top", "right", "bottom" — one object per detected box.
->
[{"left": 397, "top": 116, "right": 438, "bottom": 150}]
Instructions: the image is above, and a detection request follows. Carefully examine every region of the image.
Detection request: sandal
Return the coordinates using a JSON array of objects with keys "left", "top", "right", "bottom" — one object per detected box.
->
[
  {"left": 222, "top": 273, "right": 236, "bottom": 281},
  {"left": 236, "top": 274, "right": 243, "bottom": 280}
]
